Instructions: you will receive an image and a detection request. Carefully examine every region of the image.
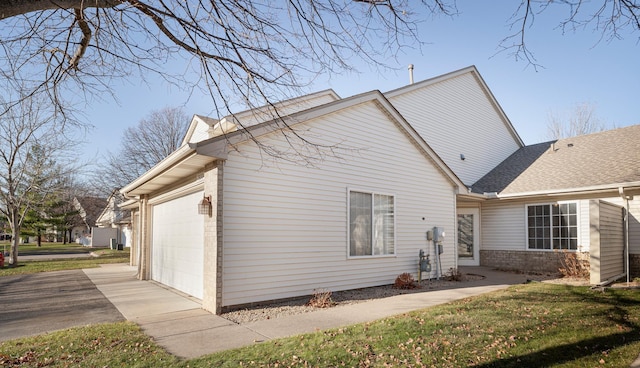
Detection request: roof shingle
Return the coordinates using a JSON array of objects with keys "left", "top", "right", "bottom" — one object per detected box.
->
[{"left": 471, "top": 124, "right": 640, "bottom": 195}]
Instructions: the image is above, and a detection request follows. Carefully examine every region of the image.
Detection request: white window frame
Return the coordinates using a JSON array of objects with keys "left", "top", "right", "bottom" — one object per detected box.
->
[
  {"left": 347, "top": 188, "right": 396, "bottom": 259},
  {"left": 525, "top": 201, "right": 580, "bottom": 252}
]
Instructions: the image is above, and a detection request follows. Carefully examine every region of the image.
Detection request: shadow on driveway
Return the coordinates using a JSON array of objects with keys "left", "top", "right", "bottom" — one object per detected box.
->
[{"left": 0, "top": 270, "right": 125, "bottom": 342}]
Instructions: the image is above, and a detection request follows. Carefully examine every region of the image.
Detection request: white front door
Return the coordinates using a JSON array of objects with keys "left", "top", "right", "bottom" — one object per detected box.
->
[{"left": 457, "top": 208, "right": 480, "bottom": 266}]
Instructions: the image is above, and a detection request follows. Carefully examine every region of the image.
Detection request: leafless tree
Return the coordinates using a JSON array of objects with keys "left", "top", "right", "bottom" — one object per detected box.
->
[
  {"left": 93, "top": 106, "right": 191, "bottom": 195},
  {"left": 0, "top": 1, "right": 452, "bottom": 123},
  {"left": 0, "top": 1, "right": 637, "bottom": 160},
  {"left": 546, "top": 102, "right": 610, "bottom": 139},
  {"left": 0, "top": 95, "right": 81, "bottom": 266}
]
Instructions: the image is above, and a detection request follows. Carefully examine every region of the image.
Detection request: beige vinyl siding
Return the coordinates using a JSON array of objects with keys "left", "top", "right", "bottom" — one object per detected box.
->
[
  {"left": 481, "top": 198, "right": 590, "bottom": 252},
  {"left": 590, "top": 200, "right": 625, "bottom": 284},
  {"left": 578, "top": 199, "right": 591, "bottom": 252},
  {"left": 187, "top": 118, "right": 212, "bottom": 144},
  {"left": 387, "top": 72, "right": 520, "bottom": 186},
  {"left": 596, "top": 196, "right": 640, "bottom": 254},
  {"left": 599, "top": 201, "right": 624, "bottom": 280},
  {"left": 480, "top": 200, "right": 527, "bottom": 251},
  {"left": 221, "top": 102, "right": 456, "bottom": 307}
]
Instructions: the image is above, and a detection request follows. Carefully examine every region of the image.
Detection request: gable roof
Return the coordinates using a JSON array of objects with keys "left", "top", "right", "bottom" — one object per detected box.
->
[
  {"left": 472, "top": 124, "right": 640, "bottom": 198},
  {"left": 181, "top": 115, "right": 218, "bottom": 146},
  {"left": 180, "top": 90, "right": 341, "bottom": 147},
  {"left": 96, "top": 190, "right": 131, "bottom": 226},
  {"left": 385, "top": 65, "right": 524, "bottom": 148},
  {"left": 73, "top": 196, "right": 108, "bottom": 228},
  {"left": 190, "top": 90, "right": 466, "bottom": 190}
]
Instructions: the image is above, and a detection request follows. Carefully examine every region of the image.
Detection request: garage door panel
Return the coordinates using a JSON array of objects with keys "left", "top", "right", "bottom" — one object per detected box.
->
[{"left": 151, "top": 190, "right": 204, "bottom": 299}]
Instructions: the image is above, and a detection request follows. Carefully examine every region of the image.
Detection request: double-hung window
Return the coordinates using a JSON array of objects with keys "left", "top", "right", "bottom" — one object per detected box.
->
[
  {"left": 527, "top": 202, "right": 578, "bottom": 250},
  {"left": 349, "top": 190, "right": 395, "bottom": 257}
]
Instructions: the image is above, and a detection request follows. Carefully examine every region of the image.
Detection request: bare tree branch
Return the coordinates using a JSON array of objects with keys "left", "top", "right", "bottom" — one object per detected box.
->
[{"left": 499, "top": 1, "right": 640, "bottom": 70}]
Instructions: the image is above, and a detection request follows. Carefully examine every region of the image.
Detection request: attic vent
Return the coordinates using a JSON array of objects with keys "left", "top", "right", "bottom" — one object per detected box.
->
[{"left": 567, "top": 143, "right": 574, "bottom": 148}]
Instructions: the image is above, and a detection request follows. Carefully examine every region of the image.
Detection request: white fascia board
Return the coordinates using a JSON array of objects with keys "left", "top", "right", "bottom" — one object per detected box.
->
[
  {"left": 119, "top": 144, "right": 194, "bottom": 196},
  {"left": 181, "top": 115, "right": 219, "bottom": 146},
  {"left": 492, "top": 182, "right": 640, "bottom": 200},
  {"left": 118, "top": 199, "right": 139, "bottom": 210},
  {"left": 220, "top": 89, "right": 341, "bottom": 123}
]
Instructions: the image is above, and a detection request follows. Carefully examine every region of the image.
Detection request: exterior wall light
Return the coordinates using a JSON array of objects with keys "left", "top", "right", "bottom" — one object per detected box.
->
[{"left": 198, "top": 195, "right": 212, "bottom": 215}]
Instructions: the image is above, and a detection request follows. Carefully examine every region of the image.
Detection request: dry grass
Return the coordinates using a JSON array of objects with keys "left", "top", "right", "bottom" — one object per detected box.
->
[
  {"left": 393, "top": 272, "right": 419, "bottom": 289},
  {"left": 306, "top": 289, "right": 335, "bottom": 308},
  {"left": 557, "top": 250, "right": 590, "bottom": 278}
]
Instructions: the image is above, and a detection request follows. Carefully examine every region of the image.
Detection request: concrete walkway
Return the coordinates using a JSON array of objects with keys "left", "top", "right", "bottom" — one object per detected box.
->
[{"left": 84, "top": 264, "right": 536, "bottom": 359}]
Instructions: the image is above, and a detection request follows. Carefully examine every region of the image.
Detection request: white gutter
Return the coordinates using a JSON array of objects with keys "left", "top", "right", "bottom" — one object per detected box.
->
[{"left": 490, "top": 181, "right": 640, "bottom": 200}]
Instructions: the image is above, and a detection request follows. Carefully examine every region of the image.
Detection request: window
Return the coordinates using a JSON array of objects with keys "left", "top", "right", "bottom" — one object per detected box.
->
[
  {"left": 527, "top": 203, "right": 578, "bottom": 250},
  {"left": 349, "top": 190, "right": 395, "bottom": 257}
]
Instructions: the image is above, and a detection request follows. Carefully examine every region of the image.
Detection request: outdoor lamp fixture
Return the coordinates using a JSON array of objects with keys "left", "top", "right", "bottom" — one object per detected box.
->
[{"left": 198, "top": 195, "right": 212, "bottom": 215}]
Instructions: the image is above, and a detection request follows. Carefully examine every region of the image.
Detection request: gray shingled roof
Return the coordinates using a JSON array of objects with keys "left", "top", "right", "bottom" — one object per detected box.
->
[{"left": 471, "top": 124, "right": 640, "bottom": 195}]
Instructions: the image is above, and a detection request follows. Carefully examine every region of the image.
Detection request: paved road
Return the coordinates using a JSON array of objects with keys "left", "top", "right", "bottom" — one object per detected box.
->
[{"left": 0, "top": 270, "right": 125, "bottom": 342}]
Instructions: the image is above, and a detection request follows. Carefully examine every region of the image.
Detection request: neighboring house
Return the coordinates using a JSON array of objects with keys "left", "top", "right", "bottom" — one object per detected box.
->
[
  {"left": 120, "top": 65, "right": 639, "bottom": 315},
  {"left": 94, "top": 190, "right": 132, "bottom": 248},
  {"left": 72, "top": 196, "right": 108, "bottom": 245}
]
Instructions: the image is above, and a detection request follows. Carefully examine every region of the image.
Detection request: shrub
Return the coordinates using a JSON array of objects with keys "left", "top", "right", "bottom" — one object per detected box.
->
[
  {"left": 394, "top": 272, "right": 418, "bottom": 289},
  {"left": 307, "top": 289, "right": 335, "bottom": 308},
  {"left": 445, "top": 268, "right": 463, "bottom": 281},
  {"left": 557, "top": 250, "right": 590, "bottom": 278}
]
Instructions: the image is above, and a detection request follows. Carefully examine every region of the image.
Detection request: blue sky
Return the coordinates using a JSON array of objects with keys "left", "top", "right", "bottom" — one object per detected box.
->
[{"left": 82, "top": 1, "right": 639, "bottom": 161}]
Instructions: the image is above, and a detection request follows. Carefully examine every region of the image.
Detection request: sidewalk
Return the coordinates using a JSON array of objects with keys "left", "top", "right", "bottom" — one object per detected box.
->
[{"left": 83, "top": 264, "right": 533, "bottom": 359}]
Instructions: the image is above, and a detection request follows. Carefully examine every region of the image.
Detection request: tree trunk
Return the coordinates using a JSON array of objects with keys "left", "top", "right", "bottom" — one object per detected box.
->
[
  {"left": 9, "top": 209, "right": 19, "bottom": 266},
  {"left": 36, "top": 228, "right": 42, "bottom": 247}
]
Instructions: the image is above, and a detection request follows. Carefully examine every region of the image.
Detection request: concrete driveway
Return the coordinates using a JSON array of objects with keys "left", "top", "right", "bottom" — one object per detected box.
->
[{"left": 0, "top": 269, "right": 125, "bottom": 342}]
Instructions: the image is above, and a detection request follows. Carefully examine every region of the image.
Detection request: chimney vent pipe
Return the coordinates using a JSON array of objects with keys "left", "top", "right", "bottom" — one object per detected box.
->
[{"left": 408, "top": 64, "right": 414, "bottom": 84}]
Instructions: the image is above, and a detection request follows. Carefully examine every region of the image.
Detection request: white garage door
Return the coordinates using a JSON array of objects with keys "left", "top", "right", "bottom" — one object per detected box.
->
[{"left": 151, "top": 190, "right": 204, "bottom": 299}]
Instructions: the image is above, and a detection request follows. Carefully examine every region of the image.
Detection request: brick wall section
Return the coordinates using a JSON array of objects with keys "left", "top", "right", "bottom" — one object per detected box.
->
[
  {"left": 202, "top": 161, "right": 222, "bottom": 314},
  {"left": 631, "top": 254, "right": 640, "bottom": 278},
  {"left": 482, "top": 250, "right": 640, "bottom": 278},
  {"left": 480, "top": 250, "right": 566, "bottom": 274}
]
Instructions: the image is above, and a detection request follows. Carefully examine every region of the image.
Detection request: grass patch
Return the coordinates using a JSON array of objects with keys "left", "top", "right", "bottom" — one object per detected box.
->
[
  {"left": 2, "top": 283, "right": 640, "bottom": 367},
  {"left": 0, "top": 242, "right": 94, "bottom": 255},
  {"left": 0, "top": 249, "right": 130, "bottom": 276},
  {"left": 0, "top": 322, "right": 179, "bottom": 367}
]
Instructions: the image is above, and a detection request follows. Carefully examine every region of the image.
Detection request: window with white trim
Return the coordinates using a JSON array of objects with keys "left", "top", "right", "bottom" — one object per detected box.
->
[
  {"left": 349, "top": 190, "right": 395, "bottom": 257},
  {"left": 527, "top": 203, "right": 578, "bottom": 250}
]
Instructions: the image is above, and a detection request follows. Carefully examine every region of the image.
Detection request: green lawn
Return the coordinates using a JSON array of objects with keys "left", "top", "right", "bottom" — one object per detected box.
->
[
  {"left": 2, "top": 282, "right": 639, "bottom": 367},
  {"left": 0, "top": 241, "right": 93, "bottom": 255},
  {"left": 0, "top": 245, "right": 130, "bottom": 276}
]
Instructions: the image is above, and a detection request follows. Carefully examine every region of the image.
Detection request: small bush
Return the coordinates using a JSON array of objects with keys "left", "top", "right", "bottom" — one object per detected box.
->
[
  {"left": 307, "top": 289, "right": 335, "bottom": 308},
  {"left": 557, "top": 250, "right": 590, "bottom": 278},
  {"left": 394, "top": 272, "right": 418, "bottom": 289},
  {"left": 445, "top": 268, "right": 463, "bottom": 281}
]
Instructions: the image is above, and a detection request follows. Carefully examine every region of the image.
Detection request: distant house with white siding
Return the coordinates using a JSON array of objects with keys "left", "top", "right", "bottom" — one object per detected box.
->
[
  {"left": 94, "top": 190, "right": 132, "bottom": 249},
  {"left": 121, "top": 66, "right": 640, "bottom": 314}
]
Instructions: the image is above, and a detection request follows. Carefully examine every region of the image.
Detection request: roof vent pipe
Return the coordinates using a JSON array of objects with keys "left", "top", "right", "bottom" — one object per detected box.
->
[{"left": 408, "top": 64, "right": 414, "bottom": 84}]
